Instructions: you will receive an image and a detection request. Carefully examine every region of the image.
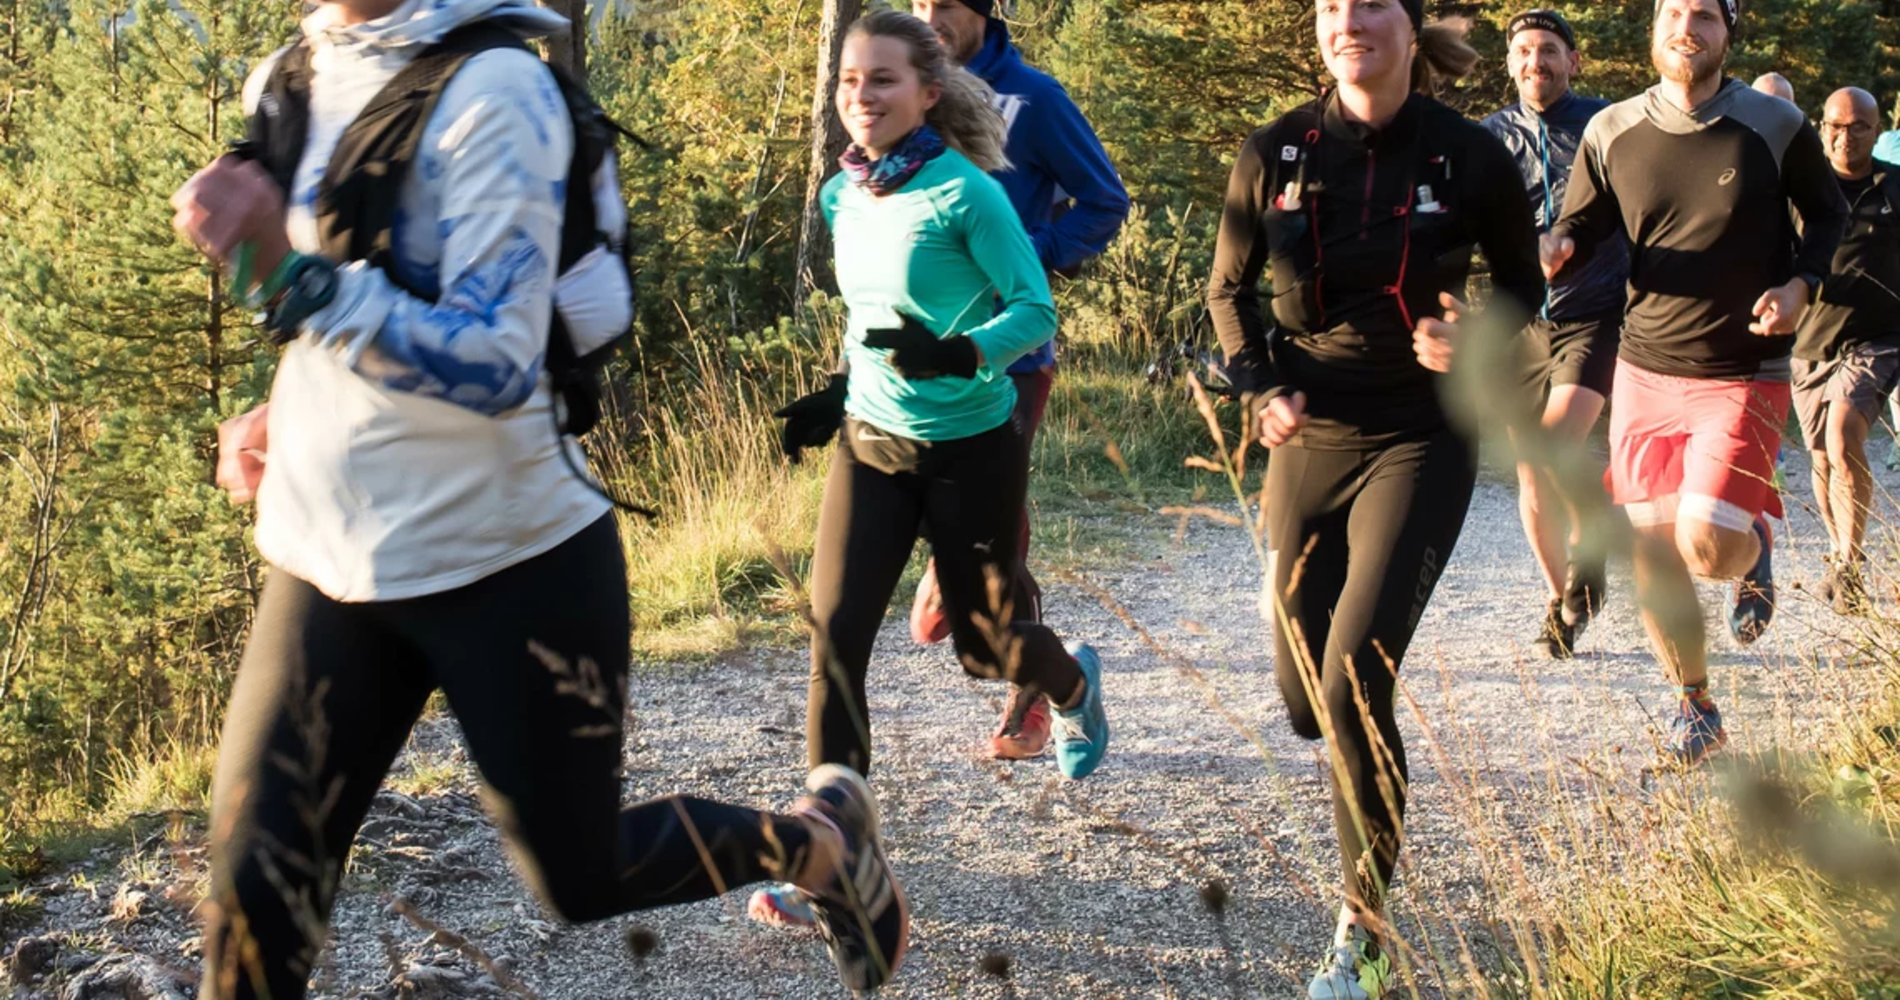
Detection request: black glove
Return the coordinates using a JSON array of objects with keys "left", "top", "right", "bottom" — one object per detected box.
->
[
  {"left": 773, "top": 374, "right": 847, "bottom": 465},
  {"left": 863, "top": 313, "right": 980, "bottom": 380}
]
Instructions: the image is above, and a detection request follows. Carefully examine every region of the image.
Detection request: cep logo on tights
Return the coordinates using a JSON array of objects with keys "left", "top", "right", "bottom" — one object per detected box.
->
[{"left": 1408, "top": 547, "right": 1442, "bottom": 631}]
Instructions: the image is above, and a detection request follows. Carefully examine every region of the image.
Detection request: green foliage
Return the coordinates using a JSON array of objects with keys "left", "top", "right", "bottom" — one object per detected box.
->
[{"left": 0, "top": 0, "right": 297, "bottom": 825}]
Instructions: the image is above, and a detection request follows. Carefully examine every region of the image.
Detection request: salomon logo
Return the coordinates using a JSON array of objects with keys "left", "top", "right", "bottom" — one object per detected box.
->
[
  {"left": 1282, "top": 146, "right": 1299, "bottom": 162},
  {"left": 1718, "top": 168, "right": 1738, "bottom": 186}
]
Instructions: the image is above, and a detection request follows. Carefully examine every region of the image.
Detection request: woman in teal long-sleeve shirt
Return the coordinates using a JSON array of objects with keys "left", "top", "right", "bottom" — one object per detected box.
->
[{"left": 753, "top": 7, "right": 1112, "bottom": 933}]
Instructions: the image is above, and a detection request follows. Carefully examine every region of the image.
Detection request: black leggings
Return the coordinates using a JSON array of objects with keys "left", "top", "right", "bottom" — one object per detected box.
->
[
  {"left": 1265, "top": 429, "right": 1475, "bottom": 914},
  {"left": 201, "top": 517, "right": 814, "bottom": 1000},
  {"left": 808, "top": 414, "right": 1083, "bottom": 775}
]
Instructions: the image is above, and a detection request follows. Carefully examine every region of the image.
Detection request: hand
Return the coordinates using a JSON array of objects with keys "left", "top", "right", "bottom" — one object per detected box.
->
[
  {"left": 171, "top": 155, "right": 291, "bottom": 288},
  {"left": 1258, "top": 391, "right": 1308, "bottom": 448},
  {"left": 773, "top": 374, "right": 847, "bottom": 465},
  {"left": 1749, "top": 278, "right": 1810, "bottom": 336},
  {"left": 1539, "top": 232, "right": 1575, "bottom": 281},
  {"left": 862, "top": 313, "right": 981, "bottom": 380},
  {"left": 216, "top": 404, "right": 270, "bottom": 505},
  {"left": 1412, "top": 292, "right": 1466, "bottom": 374}
]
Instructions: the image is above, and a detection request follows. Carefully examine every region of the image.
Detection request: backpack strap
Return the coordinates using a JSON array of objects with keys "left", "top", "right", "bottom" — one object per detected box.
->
[
  {"left": 315, "top": 22, "right": 531, "bottom": 295},
  {"left": 248, "top": 44, "right": 314, "bottom": 199}
]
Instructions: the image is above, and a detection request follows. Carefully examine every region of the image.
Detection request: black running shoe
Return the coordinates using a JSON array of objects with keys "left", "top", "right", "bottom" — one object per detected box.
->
[
  {"left": 1561, "top": 559, "right": 1607, "bottom": 631},
  {"left": 1728, "top": 516, "right": 1776, "bottom": 646},
  {"left": 1534, "top": 598, "right": 1576, "bottom": 660},
  {"left": 796, "top": 764, "right": 909, "bottom": 993}
]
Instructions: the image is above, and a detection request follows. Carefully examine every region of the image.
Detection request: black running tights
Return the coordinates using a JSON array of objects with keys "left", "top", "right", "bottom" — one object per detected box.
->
[
  {"left": 1265, "top": 430, "right": 1476, "bottom": 914},
  {"left": 201, "top": 516, "right": 814, "bottom": 1000},
  {"left": 807, "top": 414, "right": 1083, "bottom": 775}
]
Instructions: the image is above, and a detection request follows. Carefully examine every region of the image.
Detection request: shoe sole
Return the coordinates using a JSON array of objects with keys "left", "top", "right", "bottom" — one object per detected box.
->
[
  {"left": 988, "top": 734, "right": 1051, "bottom": 760},
  {"left": 805, "top": 764, "right": 910, "bottom": 990},
  {"left": 908, "top": 564, "right": 951, "bottom": 646},
  {"left": 1667, "top": 731, "right": 1728, "bottom": 768}
]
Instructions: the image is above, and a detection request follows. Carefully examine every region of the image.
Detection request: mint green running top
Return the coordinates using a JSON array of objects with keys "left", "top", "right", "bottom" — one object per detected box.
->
[{"left": 822, "top": 149, "right": 1056, "bottom": 442}]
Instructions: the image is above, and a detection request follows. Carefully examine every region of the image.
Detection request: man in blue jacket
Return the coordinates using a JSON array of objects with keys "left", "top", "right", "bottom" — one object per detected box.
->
[
  {"left": 910, "top": 0, "right": 1130, "bottom": 759},
  {"left": 1482, "top": 9, "right": 1630, "bottom": 661}
]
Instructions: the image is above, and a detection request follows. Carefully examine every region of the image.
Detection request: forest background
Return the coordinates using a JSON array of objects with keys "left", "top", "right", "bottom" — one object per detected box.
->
[{"left": 1, "top": 0, "right": 1899, "bottom": 989}]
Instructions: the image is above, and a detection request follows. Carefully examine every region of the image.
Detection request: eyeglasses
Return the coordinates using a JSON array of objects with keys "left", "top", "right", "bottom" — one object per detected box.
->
[{"left": 1820, "top": 122, "right": 1875, "bottom": 139}]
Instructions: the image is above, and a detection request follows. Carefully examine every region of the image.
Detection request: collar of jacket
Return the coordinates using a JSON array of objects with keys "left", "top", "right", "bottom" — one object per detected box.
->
[
  {"left": 1644, "top": 76, "right": 1746, "bottom": 135},
  {"left": 301, "top": 0, "right": 565, "bottom": 53},
  {"left": 964, "top": 18, "right": 1020, "bottom": 83}
]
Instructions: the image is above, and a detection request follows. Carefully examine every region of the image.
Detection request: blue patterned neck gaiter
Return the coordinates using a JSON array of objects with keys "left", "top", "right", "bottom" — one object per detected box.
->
[{"left": 839, "top": 125, "right": 948, "bottom": 197}]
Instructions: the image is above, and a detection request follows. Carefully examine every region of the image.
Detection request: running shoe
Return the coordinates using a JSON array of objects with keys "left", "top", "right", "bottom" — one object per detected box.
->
[
  {"left": 1832, "top": 560, "right": 1870, "bottom": 617},
  {"left": 1307, "top": 924, "right": 1393, "bottom": 999},
  {"left": 1815, "top": 557, "right": 1840, "bottom": 609},
  {"left": 797, "top": 764, "right": 910, "bottom": 992},
  {"left": 1727, "top": 515, "right": 1775, "bottom": 646},
  {"left": 1561, "top": 559, "right": 1607, "bottom": 631},
  {"left": 908, "top": 561, "right": 952, "bottom": 646},
  {"left": 1533, "top": 598, "right": 1576, "bottom": 660},
  {"left": 746, "top": 883, "right": 816, "bottom": 930},
  {"left": 1053, "top": 642, "right": 1109, "bottom": 780},
  {"left": 989, "top": 687, "right": 1052, "bottom": 760},
  {"left": 1663, "top": 694, "right": 1728, "bottom": 767}
]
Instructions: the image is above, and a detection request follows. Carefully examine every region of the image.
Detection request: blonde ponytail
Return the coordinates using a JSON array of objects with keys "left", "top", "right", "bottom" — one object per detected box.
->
[
  {"left": 1411, "top": 17, "right": 1479, "bottom": 95},
  {"left": 847, "top": 10, "right": 1011, "bottom": 173}
]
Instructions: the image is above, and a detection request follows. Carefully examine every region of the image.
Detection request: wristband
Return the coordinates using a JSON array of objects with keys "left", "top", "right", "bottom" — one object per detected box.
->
[{"left": 231, "top": 245, "right": 302, "bottom": 310}]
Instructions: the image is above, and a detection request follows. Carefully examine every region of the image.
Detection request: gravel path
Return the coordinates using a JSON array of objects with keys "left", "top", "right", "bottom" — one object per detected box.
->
[{"left": 6, "top": 449, "right": 1896, "bottom": 999}]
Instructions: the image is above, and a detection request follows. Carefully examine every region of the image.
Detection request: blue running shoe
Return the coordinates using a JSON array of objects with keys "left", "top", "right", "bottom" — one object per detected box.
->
[
  {"left": 1054, "top": 642, "right": 1109, "bottom": 780},
  {"left": 1728, "top": 515, "right": 1775, "bottom": 646},
  {"left": 746, "top": 882, "right": 816, "bottom": 930},
  {"left": 1665, "top": 694, "right": 1728, "bottom": 767},
  {"left": 1308, "top": 924, "right": 1393, "bottom": 999}
]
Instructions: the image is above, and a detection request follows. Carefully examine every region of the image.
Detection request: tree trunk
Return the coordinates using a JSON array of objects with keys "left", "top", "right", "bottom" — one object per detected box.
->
[
  {"left": 546, "top": 0, "right": 586, "bottom": 83},
  {"left": 793, "top": 0, "right": 861, "bottom": 317}
]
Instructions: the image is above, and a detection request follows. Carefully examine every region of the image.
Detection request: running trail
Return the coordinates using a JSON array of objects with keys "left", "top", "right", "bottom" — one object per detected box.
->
[{"left": 4, "top": 450, "right": 1894, "bottom": 999}]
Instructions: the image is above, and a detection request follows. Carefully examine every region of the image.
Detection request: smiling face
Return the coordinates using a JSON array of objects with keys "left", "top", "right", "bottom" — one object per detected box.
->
[
  {"left": 1651, "top": 0, "right": 1729, "bottom": 89},
  {"left": 1316, "top": 0, "right": 1415, "bottom": 90},
  {"left": 836, "top": 33, "right": 942, "bottom": 157},
  {"left": 911, "top": 0, "right": 987, "bottom": 64},
  {"left": 1821, "top": 90, "right": 1879, "bottom": 179},
  {"left": 1507, "top": 28, "right": 1579, "bottom": 111}
]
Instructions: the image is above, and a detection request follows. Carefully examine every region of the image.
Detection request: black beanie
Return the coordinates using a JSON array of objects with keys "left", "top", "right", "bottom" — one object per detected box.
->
[
  {"left": 1655, "top": 0, "right": 1737, "bottom": 35},
  {"left": 1508, "top": 9, "right": 1577, "bottom": 51},
  {"left": 1400, "top": 0, "right": 1423, "bottom": 31},
  {"left": 962, "top": 0, "right": 997, "bottom": 17}
]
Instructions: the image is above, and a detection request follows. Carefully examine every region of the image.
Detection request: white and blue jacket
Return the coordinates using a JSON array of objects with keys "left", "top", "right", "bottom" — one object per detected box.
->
[{"left": 242, "top": 0, "right": 618, "bottom": 602}]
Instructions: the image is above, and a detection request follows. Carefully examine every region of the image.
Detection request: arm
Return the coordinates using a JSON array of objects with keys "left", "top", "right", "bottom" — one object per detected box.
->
[
  {"left": 1469, "top": 130, "right": 1546, "bottom": 323},
  {"left": 1548, "top": 120, "right": 1623, "bottom": 278},
  {"left": 955, "top": 177, "right": 1058, "bottom": 372},
  {"left": 1024, "top": 87, "right": 1131, "bottom": 273},
  {"left": 1782, "top": 121, "right": 1848, "bottom": 293},
  {"left": 1205, "top": 132, "right": 1284, "bottom": 400},
  {"left": 301, "top": 52, "right": 570, "bottom": 417}
]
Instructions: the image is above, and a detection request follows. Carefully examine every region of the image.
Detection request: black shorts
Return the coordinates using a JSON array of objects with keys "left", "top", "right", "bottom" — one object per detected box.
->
[{"left": 1518, "top": 308, "right": 1623, "bottom": 403}]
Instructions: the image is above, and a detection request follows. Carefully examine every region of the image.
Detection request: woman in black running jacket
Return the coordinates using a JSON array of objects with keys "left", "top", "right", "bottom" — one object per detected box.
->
[{"left": 1206, "top": 1, "right": 1542, "bottom": 993}]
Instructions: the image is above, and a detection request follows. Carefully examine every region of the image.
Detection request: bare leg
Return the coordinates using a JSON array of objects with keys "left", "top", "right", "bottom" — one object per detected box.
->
[
  {"left": 1825, "top": 403, "right": 1874, "bottom": 564},
  {"left": 1633, "top": 520, "right": 1708, "bottom": 689},
  {"left": 1513, "top": 385, "right": 1609, "bottom": 600}
]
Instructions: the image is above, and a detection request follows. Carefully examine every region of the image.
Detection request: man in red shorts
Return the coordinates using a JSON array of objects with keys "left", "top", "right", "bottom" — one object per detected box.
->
[{"left": 1543, "top": 0, "right": 1847, "bottom": 765}]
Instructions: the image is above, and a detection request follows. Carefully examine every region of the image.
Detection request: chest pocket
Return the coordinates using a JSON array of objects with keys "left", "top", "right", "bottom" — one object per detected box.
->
[{"left": 1408, "top": 157, "right": 1478, "bottom": 301}]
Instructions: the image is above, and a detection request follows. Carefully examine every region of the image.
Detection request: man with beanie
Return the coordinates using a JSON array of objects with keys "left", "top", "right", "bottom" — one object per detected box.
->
[
  {"left": 907, "top": 0, "right": 1130, "bottom": 760},
  {"left": 1483, "top": 8, "right": 1629, "bottom": 661},
  {"left": 1544, "top": 0, "right": 1848, "bottom": 766}
]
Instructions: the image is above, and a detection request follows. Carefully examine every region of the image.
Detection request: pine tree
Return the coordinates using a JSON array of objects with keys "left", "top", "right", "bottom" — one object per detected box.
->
[{"left": 0, "top": 0, "right": 297, "bottom": 815}]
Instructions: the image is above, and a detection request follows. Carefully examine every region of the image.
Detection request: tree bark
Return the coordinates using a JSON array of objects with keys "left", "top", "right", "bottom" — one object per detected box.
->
[
  {"left": 793, "top": 0, "right": 862, "bottom": 316},
  {"left": 546, "top": 0, "right": 586, "bottom": 83}
]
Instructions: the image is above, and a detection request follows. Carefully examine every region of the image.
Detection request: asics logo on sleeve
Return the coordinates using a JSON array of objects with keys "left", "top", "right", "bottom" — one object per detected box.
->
[{"left": 1718, "top": 168, "right": 1738, "bottom": 186}]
